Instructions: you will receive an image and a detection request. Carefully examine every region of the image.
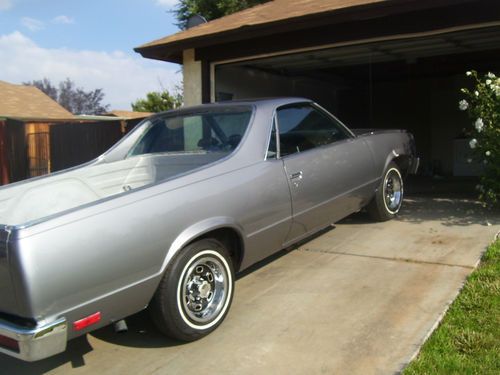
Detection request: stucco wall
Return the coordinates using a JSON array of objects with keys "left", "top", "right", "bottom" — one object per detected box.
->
[{"left": 183, "top": 49, "right": 202, "bottom": 106}]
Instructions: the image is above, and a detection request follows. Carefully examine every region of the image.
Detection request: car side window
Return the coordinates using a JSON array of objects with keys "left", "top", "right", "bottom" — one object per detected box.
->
[
  {"left": 266, "top": 117, "right": 278, "bottom": 159},
  {"left": 276, "top": 103, "right": 350, "bottom": 157}
]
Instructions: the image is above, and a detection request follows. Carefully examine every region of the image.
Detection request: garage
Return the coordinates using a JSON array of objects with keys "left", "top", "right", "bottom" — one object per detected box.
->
[
  {"left": 214, "top": 26, "right": 500, "bottom": 176},
  {"left": 135, "top": 0, "right": 500, "bottom": 178}
]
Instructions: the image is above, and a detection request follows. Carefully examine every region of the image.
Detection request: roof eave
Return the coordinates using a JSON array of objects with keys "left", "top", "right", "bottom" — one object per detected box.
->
[
  {"left": 134, "top": 1, "right": 388, "bottom": 63},
  {"left": 134, "top": 0, "right": 480, "bottom": 64},
  {"left": 136, "top": 0, "right": 430, "bottom": 63}
]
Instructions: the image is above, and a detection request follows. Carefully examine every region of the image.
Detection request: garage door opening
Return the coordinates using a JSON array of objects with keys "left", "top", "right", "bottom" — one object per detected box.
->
[{"left": 214, "top": 26, "right": 500, "bottom": 178}]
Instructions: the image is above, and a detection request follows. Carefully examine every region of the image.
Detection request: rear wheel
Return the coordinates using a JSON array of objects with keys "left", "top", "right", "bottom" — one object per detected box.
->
[
  {"left": 367, "top": 162, "right": 404, "bottom": 221},
  {"left": 150, "top": 238, "right": 234, "bottom": 341}
]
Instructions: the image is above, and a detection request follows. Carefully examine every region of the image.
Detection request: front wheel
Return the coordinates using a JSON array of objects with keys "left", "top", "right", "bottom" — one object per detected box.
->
[
  {"left": 150, "top": 238, "right": 234, "bottom": 342},
  {"left": 367, "top": 162, "right": 404, "bottom": 221}
]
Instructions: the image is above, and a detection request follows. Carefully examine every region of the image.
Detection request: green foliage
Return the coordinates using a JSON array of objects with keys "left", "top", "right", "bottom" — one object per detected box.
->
[
  {"left": 459, "top": 71, "right": 500, "bottom": 207},
  {"left": 175, "top": 0, "right": 270, "bottom": 29},
  {"left": 404, "top": 240, "right": 500, "bottom": 374},
  {"left": 24, "top": 77, "right": 110, "bottom": 115},
  {"left": 131, "top": 89, "right": 183, "bottom": 113}
]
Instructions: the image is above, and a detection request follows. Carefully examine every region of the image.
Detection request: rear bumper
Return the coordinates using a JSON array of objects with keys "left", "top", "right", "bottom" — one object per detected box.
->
[{"left": 0, "top": 317, "right": 67, "bottom": 362}]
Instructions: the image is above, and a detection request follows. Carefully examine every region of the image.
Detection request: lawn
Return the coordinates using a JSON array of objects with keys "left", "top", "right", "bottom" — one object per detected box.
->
[{"left": 404, "top": 239, "right": 500, "bottom": 374}]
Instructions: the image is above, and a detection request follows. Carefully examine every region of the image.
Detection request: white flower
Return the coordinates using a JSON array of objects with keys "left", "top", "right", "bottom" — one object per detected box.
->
[
  {"left": 474, "top": 90, "right": 479, "bottom": 97},
  {"left": 469, "top": 138, "right": 478, "bottom": 149},
  {"left": 475, "top": 118, "right": 484, "bottom": 132},
  {"left": 487, "top": 72, "right": 496, "bottom": 79},
  {"left": 486, "top": 79, "right": 492, "bottom": 85},
  {"left": 485, "top": 150, "right": 491, "bottom": 156},
  {"left": 458, "top": 99, "right": 469, "bottom": 111},
  {"left": 466, "top": 71, "right": 472, "bottom": 76}
]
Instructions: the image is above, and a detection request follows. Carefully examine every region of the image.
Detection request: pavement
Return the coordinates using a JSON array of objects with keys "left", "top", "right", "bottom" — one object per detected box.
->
[{"left": 2, "top": 196, "right": 499, "bottom": 375}]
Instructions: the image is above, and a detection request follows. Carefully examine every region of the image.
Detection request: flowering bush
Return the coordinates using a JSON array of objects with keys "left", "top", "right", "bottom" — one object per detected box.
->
[{"left": 459, "top": 70, "right": 500, "bottom": 206}]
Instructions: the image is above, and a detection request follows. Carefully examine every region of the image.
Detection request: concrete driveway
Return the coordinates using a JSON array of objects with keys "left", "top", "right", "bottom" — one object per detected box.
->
[{"left": 2, "top": 196, "right": 499, "bottom": 375}]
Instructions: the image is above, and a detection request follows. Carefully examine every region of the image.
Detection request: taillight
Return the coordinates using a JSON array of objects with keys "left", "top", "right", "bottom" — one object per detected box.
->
[
  {"left": 0, "top": 334, "right": 20, "bottom": 353},
  {"left": 73, "top": 312, "right": 101, "bottom": 331}
]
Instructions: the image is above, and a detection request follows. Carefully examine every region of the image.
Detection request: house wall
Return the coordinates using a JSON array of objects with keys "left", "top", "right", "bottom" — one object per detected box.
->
[{"left": 183, "top": 49, "right": 202, "bottom": 106}]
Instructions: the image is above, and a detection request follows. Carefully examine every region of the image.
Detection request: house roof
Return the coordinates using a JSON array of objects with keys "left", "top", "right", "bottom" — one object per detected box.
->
[
  {"left": 105, "top": 110, "right": 154, "bottom": 119},
  {"left": 135, "top": 0, "right": 386, "bottom": 62},
  {"left": 0, "top": 81, "right": 74, "bottom": 120}
]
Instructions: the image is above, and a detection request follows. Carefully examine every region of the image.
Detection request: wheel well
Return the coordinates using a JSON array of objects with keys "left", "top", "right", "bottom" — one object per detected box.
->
[
  {"left": 195, "top": 228, "right": 244, "bottom": 272},
  {"left": 392, "top": 155, "right": 411, "bottom": 176}
]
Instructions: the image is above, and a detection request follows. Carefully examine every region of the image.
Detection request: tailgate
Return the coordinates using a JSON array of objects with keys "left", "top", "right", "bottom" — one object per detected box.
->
[{"left": 0, "top": 227, "right": 18, "bottom": 315}]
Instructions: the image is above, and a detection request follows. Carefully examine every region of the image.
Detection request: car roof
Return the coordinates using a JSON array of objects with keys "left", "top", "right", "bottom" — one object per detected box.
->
[{"left": 152, "top": 97, "right": 313, "bottom": 118}]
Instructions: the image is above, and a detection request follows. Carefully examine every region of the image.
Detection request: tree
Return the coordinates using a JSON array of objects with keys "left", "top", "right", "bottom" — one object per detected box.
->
[
  {"left": 175, "top": 0, "right": 270, "bottom": 29},
  {"left": 24, "top": 78, "right": 110, "bottom": 115},
  {"left": 131, "top": 89, "right": 183, "bottom": 113}
]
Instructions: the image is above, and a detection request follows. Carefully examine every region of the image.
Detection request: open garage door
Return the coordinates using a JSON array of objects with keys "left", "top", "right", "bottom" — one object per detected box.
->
[{"left": 214, "top": 25, "right": 500, "bottom": 177}]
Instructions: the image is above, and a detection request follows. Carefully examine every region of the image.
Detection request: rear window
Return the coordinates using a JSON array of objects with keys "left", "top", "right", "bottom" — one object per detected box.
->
[{"left": 128, "top": 106, "right": 253, "bottom": 157}]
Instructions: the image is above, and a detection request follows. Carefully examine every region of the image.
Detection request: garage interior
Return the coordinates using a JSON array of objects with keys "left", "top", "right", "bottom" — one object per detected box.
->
[{"left": 214, "top": 25, "right": 500, "bottom": 178}]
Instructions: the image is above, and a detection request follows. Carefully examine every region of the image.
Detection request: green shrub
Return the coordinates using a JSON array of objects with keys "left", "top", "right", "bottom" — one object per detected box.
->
[{"left": 459, "top": 71, "right": 500, "bottom": 207}]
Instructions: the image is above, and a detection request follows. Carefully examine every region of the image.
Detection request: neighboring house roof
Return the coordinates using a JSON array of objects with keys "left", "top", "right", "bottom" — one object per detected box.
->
[
  {"left": 0, "top": 80, "right": 74, "bottom": 120},
  {"left": 73, "top": 115, "right": 127, "bottom": 121},
  {"left": 105, "top": 110, "right": 154, "bottom": 119},
  {"left": 135, "top": 0, "right": 387, "bottom": 61}
]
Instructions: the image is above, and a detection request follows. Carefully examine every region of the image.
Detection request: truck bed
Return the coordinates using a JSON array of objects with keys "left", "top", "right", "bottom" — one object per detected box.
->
[{"left": 0, "top": 152, "right": 226, "bottom": 226}]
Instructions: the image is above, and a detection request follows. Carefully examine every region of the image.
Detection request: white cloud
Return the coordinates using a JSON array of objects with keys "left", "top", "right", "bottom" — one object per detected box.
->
[
  {"left": 155, "top": 0, "right": 178, "bottom": 8},
  {"left": 0, "top": 0, "right": 12, "bottom": 11},
  {"left": 0, "top": 31, "right": 182, "bottom": 110},
  {"left": 52, "top": 15, "right": 75, "bottom": 25},
  {"left": 21, "top": 17, "right": 44, "bottom": 31}
]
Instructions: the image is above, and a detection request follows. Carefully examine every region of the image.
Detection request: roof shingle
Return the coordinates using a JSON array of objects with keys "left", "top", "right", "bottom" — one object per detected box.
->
[
  {"left": 105, "top": 110, "right": 154, "bottom": 119},
  {"left": 136, "top": 0, "right": 385, "bottom": 51},
  {"left": 0, "top": 81, "right": 74, "bottom": 120}
]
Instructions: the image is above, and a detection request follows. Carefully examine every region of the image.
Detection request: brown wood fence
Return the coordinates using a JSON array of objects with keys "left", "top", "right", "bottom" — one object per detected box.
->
[
  {"left": 5, "top": 119, "right": 27, "bottom": 183},
  {"left": 49, "top": 121, "right": 123, "bottom": 172},
  {"left": 0, "top": 120, "right": 124, "bottom": 185}
]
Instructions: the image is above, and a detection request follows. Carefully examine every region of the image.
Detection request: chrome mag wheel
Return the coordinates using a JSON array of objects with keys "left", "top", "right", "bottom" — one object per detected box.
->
[
  {"left": 177, "top": 250, "right": 231, "bottom": 328},
  {"left": 383, "top": 168, "right": 403, "bottom": 213}
]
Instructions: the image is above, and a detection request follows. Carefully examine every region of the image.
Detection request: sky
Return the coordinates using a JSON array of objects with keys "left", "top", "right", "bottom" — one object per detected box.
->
[{"left": 0, "top": 0, "right": 183, "bottom": 110}]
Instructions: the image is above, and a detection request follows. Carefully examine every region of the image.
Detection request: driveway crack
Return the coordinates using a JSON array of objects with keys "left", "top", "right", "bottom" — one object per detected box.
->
[{"left": 298, "top": 248, "right": 474, "bottom": 269}]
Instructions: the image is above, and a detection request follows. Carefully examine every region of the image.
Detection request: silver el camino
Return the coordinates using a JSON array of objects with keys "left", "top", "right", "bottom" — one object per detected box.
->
[{"left": 0, "top": 98, "right": 418, "bottom": 361}]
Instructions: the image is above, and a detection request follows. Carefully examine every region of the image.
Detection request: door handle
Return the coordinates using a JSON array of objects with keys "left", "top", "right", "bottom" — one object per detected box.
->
[{"left": 290, "top": 171, "right": 303, "bottom": 180}]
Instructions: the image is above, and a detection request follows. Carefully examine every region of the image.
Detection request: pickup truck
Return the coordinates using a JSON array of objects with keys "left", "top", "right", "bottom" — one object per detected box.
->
[{"left": 0, "top": 98, "right": 418, "bottom": 361}]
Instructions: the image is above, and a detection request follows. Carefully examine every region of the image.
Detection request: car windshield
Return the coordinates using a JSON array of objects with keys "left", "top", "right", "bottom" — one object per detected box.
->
[{"left": 128, "top": 106, "right": 253, "bottom": 157}]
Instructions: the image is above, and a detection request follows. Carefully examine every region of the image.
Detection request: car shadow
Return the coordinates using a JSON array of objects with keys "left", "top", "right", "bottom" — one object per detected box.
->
[
  {"left": 396, "top": 196, "right": 500, "bottom": 227},
  {"left": 0, "top": 311, "right": 184, "bottom": 374},
  {"left": 90, "top": 310, "right": 182, "bottom": 349},
  {"left": 339, "top": 195, "right": 500, "bottom": 227},
  {"left": 0, "top": 335, "right": 93, "bottom": 375}
]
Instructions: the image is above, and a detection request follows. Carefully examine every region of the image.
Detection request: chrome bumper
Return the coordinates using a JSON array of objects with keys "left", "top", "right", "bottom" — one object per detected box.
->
[{"left": 0, "top": 317, "right": 67, "bottom": 362}]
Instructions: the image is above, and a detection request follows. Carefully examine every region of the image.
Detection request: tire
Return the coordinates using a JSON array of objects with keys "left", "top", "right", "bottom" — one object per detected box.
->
[
  {"left": 150, "top": 238, "right": 235, "bottom": 342},
  {"left": 367, "top": 162, "right": 404, "bottom": 221}
]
